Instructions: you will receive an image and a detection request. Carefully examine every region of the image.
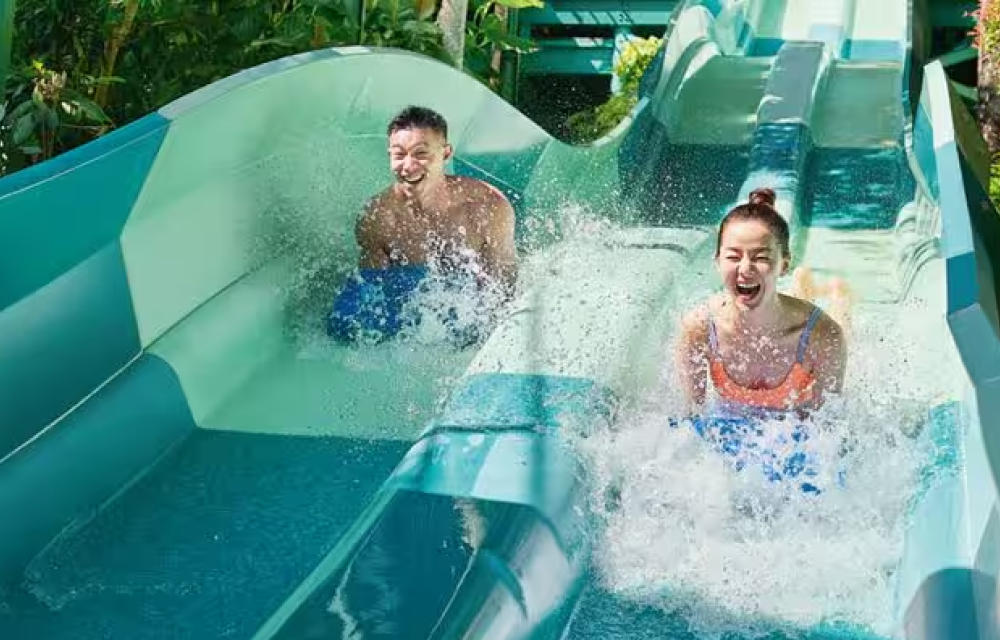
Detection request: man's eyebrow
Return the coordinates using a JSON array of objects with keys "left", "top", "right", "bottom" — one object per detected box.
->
[{"left": 389, "top": 143, "right": 429, "bottom": 151}]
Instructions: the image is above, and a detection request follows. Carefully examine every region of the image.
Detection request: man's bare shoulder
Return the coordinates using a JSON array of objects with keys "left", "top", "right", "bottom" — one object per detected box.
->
[
  {"left": 448, "top": 176, "right": 512, "bottom": 211},
  {"left": 360, "top": 189, "right": 400, "bottom": 225}
]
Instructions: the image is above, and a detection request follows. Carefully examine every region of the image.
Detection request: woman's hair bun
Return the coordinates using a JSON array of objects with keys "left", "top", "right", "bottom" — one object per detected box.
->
[{"left": 748, "top": 187, "right": 776, "bottom": 207}]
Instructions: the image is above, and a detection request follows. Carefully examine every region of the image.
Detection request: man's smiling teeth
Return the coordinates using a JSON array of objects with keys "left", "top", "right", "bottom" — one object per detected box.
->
[{"left": 736, "top": 283, "right": 760, "bottom": 295}]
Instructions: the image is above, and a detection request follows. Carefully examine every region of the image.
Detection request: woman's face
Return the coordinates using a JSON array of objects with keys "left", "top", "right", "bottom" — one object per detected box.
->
[{"left": 715, "top": 218, "right": 788, "bottom": 312}]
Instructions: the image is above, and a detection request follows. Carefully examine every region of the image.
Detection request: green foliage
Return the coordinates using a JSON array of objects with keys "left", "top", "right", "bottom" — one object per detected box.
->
[
  {"left": 991, "top": 156, "right": 1000, "bottom": 206},
  {"left": 975, "top": 2, "right": 1000, "bottom": 204},
  {"left": 564, "top": 93, "right": 635, "bottom": 144},
  {"left": 972, "top": 2, "right": 1000, "bottom": 204},
  {"left": 613, "top": 34, "right": 662, "bottom": 93},
  {"left": 564, "top": 35, "right": 662, "bottom": 144},
  {"left": 0, "top": 0, "right": 536, "bottom": 176},
  {"left": 0, "top": 60, "right": 112, "bottom": 173},
  {"left": 971, "top": 0, "right": 1000, "bottom": 55},
  {"left": 464, "top": 0, "right": 541, "bottom": 88}
]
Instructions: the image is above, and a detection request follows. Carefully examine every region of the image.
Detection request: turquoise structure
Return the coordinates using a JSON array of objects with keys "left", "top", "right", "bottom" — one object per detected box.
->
[
  {"left": 0, "top": 0, "right": 998, "bottom": 638},
  {"left": 508, "top": 0, "right": 676, "bottom": 75}
]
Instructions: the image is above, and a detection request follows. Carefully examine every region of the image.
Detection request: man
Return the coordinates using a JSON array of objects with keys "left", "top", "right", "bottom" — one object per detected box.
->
[
  {"left": 356, "top": 105, "right": 517, "bottom": 298},
  {"left": 328, "top": 106, "right": 517, "bottom": 344}
]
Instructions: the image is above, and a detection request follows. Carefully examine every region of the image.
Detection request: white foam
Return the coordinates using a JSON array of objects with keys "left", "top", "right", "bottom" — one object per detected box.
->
[
  {"left": 574, "top": 299, "right": 946, "bottom": 640},
  {"left": 277, "top": 192, "right": 952, "bottom": 638}
]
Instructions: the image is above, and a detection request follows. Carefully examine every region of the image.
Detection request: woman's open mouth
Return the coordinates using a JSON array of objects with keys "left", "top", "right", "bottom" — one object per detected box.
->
[{"left": 735, "top": 282, "right": 761, "bottom": 297}]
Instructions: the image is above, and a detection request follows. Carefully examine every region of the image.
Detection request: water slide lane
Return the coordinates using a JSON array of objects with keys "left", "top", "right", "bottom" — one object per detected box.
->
[{"left": 0, "top": 0, "right": 996, "bottom": 639}]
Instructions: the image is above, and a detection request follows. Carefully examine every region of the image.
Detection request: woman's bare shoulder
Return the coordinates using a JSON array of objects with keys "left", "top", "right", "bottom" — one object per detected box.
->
[{"left": 680, "top": 295, "right": 720, "bottom": 340}]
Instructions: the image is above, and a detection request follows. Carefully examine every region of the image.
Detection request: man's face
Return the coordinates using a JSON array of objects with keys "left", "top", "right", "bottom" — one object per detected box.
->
[{"left": 388, "top": 126, "right": 452, "bottom": 197}]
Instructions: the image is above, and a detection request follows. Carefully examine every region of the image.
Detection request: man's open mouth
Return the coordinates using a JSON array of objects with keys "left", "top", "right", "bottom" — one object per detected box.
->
[
  {"left": 736, "top": 282, "right": 761, "bottom": 296},
  {"left": 401, "top": 175, "right": 425, "bottom": 185}
]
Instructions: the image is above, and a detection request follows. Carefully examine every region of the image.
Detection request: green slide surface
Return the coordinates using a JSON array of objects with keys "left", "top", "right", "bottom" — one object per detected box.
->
[{"left": 0, "top": 1, "right": 998, "bottom": 639}]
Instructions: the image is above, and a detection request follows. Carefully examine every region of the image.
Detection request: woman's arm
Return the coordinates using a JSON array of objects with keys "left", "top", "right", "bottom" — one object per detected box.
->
[
  {"left": 675, "top": 305, "right": 710, "bottom": 412},
  {"left": 808, "top": 313, "right": 847, "bottom": 408}
]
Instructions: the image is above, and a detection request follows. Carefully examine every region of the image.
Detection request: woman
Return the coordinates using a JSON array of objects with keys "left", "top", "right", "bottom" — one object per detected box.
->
[{"left": 675, "top": 188, "right": 850, "bottom": 420}]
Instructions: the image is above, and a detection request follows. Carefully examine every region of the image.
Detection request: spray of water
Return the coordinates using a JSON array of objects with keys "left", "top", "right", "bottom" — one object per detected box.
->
[
  {"left": 269, "top": 172, "right": 955, "bottom": 640},
  {"left": 573, "top": 284, "right": 953, "bottom": 639}
]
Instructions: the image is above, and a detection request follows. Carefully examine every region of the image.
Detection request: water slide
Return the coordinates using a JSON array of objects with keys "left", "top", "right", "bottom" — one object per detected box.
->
[{"left": 0, "top": 0, "right": 997, "bottom": 638}]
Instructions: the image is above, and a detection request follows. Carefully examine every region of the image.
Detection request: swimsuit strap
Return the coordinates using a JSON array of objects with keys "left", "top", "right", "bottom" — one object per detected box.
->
[
  {"left": 707, "top": 314, "right": 719, "bottom": 355},
  {"left": 710, "top": 306, "right": 822, "bottom": 362},
  {"left": 795, "top": 307, "right": 824, "bottom": 363}
]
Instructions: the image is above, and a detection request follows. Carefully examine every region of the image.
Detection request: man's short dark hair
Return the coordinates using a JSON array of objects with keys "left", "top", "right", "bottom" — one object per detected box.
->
[{"left": 387, "top": 105, "right": 448, "bottom": 139}]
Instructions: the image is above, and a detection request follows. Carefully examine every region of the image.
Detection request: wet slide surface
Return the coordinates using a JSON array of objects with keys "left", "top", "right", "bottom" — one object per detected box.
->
[
  {"left": 1, "top": 432, "right": 409, "bottom": 638},
  {"left": 0, "top": 0, "right": 983, "bottom": 639}
]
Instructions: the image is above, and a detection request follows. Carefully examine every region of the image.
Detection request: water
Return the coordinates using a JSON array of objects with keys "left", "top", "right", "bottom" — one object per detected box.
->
[
  {"left": 496, "top": 203, "right": 952, "bottom": 638},
  {"left": 0, "top": 251, "right": 488, "bottom": 640},
  {"left": 804, "top": 147, "right": 913, "bottom": 230},
  {"left": 0, "top": 431, "right": 412, "bottom": 640},
  {"left": 570, "top": 286, "right": 953, "bottom": 640},
  {"left": 1, "top": 188, "right": 958, "bottom": 639}
]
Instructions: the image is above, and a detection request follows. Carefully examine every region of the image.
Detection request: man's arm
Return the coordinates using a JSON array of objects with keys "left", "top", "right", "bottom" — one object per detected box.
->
[
  {"left": 479, "top": 188, "right": 517, "bottom": 298},
  {"left": 355, "top": 201, "right": 389, "bottom": 269}
]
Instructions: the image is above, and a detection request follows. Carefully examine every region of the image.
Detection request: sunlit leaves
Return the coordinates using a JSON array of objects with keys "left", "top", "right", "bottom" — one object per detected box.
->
[
  {"left": 565, "top": 35, "right": 662, "bottom": 143},
  {"left": 2, "top": 0, "right": 542, "bottom": 174}
]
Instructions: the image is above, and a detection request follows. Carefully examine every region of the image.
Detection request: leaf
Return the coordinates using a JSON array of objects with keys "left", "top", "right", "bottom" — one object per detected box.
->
[
  {"left": 462, "top": 43, "right": 491, "bottom": 72},
  {"left": 167, "top": 31, "right": 188, "bottom": 47},
  {"left": 73, "top": 96, "right": 112, "bottom": 123},
  {"left": 248, "top": 36, "right": 300, "bottom": 49},
  {"left": 13, "top": 113, "right": 35, "bottom": 145},
  {"left": 38, "top": 103, "right": 59, "bottom": 130},
  {"left": 231, "top": 10, "right": 262, "bottom": 42},
  {"left": 8, "top": 100, "right": 35, "bottom": 121},
  {"left": 491, "top": 0, "right": 543, "bottom": 9},
  {"left": 90, "top": 76, "right": 128, "bottom": 86},
  {"left": 31, "top": 84, "right": 45, "bottom": 106},
  {"left": 413, "top": 0, "right": 436, "bottom": 20},
  {"left": 480, "top": 15, "right": 536, "bottom": 51},
  {"left": 399, "top": 19, "right": 440, "bottom": 35}
]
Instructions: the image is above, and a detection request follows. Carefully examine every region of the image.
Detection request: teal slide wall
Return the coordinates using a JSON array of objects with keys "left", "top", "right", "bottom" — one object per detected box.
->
[{"left": 0, "top": 1, "right": 997, "bottom": 638}]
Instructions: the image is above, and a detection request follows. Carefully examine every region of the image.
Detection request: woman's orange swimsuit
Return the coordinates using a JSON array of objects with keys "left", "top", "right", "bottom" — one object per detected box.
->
[{"left": 707, "top": 307, "right": 822, "bottom": 416}]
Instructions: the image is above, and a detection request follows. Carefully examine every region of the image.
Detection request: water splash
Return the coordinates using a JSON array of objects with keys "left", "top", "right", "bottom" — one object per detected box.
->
[
  {"left": 251, "top": 184, "right": 957, "bottom": 639},
  {"left": 574, "top": 295, "right": 953, "bottom": 640}
]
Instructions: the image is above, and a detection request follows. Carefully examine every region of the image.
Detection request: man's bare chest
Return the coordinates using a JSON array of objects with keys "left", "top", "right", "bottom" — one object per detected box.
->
[{"left": 383, "top": 212, "right": 483, "bottom": 258}]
